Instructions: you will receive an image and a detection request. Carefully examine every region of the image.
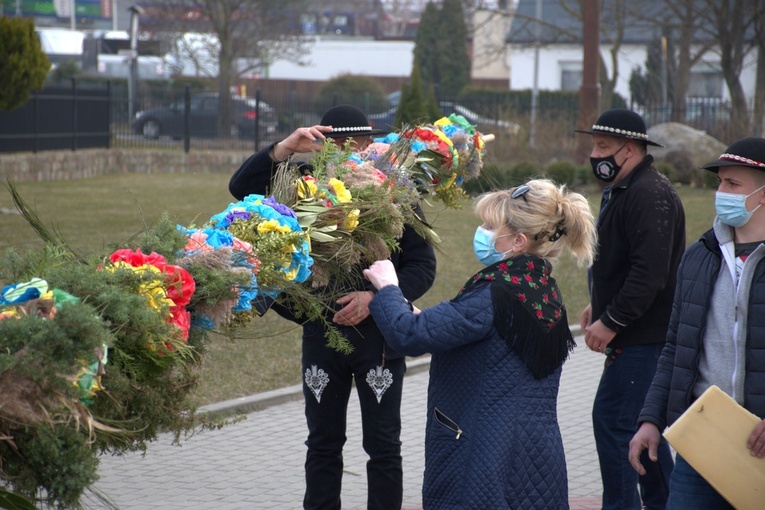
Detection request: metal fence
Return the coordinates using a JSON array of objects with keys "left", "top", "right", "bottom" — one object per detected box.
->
[
  {"left": 1, "top": 79, "right": 754, "bottom": 155},
  {"left": 101, "top": 88, "right": 765, "bottom": 152},
  {"left": 0, "top": 82, "right": 110, "bottom": 153}
]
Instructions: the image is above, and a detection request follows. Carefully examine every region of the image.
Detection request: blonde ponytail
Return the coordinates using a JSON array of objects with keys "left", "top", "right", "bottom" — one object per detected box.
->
[{"left": 474, "top": 179, "right": 597, "bottom": 266}]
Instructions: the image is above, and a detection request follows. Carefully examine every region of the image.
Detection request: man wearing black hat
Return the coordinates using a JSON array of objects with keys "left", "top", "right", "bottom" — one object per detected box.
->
[
  {"left": 229, "top": 104, "right": 437, "bottom": 509},
  {"left": 577, "top": 108, "right": 685, "bottom": 509},
  {"left": 629, "top": 137, "right": 765, "bottom": 509}
]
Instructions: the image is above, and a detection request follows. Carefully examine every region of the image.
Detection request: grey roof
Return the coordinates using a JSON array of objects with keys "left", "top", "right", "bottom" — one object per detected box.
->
[{"left": 506, "top": 0, "right": 711, "bottom": 45}]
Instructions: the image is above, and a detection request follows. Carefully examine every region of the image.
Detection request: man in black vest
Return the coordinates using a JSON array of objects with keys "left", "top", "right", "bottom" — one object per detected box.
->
[{"left": 229, "top": 104, "right": 437, "bottom": 510}]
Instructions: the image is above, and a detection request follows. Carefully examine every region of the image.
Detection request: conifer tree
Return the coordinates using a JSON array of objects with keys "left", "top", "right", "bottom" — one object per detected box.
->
[
  {"left": 628, "top": 34, "right": 675, "bottom": 109},
  {"left": 437, "top": 0, "right": 471, "bottom": 98},
  {"left": 395, "top": 61, "right": 428, "bottom": 128},
  {"left": 412, "top": 0, "right": 471, "bottom": 101},
  {"left": 413, "top": 2, "right": 441, "bottom": 92},
  {"left": 0, "top": 17, "right": 50, "bottom": 111},
  {"left": 425, "top": 83, "right": 443, "bottom": 122}
]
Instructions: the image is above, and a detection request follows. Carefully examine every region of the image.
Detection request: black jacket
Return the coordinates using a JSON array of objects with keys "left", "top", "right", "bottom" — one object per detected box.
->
[
  {"left": 229, "top": 143, "right": 438, "bottom": 357},
  {"left": 638, "top": 228, "right": 765, "bottom": 428},
  {"left": 590, "top": 155, "right": 686, "bottom": 348}
]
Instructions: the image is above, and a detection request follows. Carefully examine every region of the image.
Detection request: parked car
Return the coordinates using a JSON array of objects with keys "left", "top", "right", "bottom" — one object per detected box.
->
[
  {"left": 368, "top": 101, "right": 519, "bottom": 136},
  {"left": 132, "top": 93, "right": 278, "bottom": 139}
]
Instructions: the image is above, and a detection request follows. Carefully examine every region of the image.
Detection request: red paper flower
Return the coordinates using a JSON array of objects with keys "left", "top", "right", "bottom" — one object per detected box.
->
[{"left": 109, "top": 248, "right": 196, "bottom": 343}]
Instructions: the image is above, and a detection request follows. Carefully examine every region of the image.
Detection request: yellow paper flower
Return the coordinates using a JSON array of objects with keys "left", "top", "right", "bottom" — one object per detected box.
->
[
  {"left": 283, "top": 266, "right": 299, "bottom": 281},
  {"left": 109, "top": 262, "right": 173, "bottom": 311},
  {"left": 257, "top": 219, "right": 293, "bottom": 234},
  {"left": 343, "top": 209, "right": 360, "bottom": 230},
  {"left": 141, "top": 283, "right": 173, "bottom": 311},
  {"left": 328, "top": 178, "right": 352, "bottom": 203},
  {"left": 297, "top": 177, "right": 319, "bottom": 199},
  {"left": 433, "top": 129, "right": 454, "bottom": 147},
  {"left": 441, "top": 172, "right": 458, "bottom": 189}
]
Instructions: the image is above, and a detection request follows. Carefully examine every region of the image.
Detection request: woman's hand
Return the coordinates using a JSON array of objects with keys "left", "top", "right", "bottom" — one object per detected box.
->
[{"left": 363, "top": 260, "right": 399, "bottom": 290}]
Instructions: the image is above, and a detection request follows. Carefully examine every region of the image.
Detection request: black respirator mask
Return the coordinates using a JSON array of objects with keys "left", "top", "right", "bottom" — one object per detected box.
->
[{"left": 590, "top": 143, "right": 628, "bottom": 182}]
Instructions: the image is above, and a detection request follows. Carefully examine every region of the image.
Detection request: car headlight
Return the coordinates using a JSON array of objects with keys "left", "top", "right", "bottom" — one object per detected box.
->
[{"left": 134, "top": 111, "right": 145, "bottom": 120}]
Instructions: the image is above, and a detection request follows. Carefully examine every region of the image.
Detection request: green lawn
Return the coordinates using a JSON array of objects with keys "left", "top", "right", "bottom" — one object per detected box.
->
[{"left": 0, "top": 175, "right": 716, "bottom": 405}]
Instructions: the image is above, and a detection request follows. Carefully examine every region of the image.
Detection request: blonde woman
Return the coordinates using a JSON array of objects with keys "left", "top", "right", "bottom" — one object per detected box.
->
[{"left": 364, "top": 179, "right": 597, "bottom": 509}]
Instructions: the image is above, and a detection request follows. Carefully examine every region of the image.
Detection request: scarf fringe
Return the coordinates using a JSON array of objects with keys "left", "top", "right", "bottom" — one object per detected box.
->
[{"left": 491, "top": 283, "right": 575, "bottom": 380}]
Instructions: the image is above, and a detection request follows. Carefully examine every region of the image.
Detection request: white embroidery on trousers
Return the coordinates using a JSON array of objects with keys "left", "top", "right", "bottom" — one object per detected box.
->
[
  {"left": 305, "top": 365, "right": 329, "bottom": 403},
  {"left": 366, "top": 366, "right": 393, "bottom": 403}
]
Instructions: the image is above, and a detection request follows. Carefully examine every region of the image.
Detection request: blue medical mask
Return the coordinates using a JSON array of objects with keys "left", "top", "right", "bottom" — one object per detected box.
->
[
  {"left": 473, "top": 226, "right": 512, "bottom": 266},
  {"left": 715, "top": 185, "right": 765, "bottom": 227}
]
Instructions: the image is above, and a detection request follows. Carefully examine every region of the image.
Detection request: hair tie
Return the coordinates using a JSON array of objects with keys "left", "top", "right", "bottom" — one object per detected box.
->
[{"left": 549, "top": 225, "right": 567, "bottom": 242}]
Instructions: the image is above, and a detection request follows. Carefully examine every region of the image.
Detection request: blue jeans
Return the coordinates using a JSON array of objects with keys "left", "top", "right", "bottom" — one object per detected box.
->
[
  {"left": 666, "top": 455, "right": 733, "bottom": 510},
  {"left": 301, "top": 324, "right": 406, "bottom": 510},
  {"left": 593, "top": 343, "right": 674, "bottom": 510}
]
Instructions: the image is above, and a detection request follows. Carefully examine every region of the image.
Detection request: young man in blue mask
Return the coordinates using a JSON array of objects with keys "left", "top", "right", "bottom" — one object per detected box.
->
[
  {"left": 576, "top": 108, "right": 686, "bottom": 510},
  {"left": 629, "top": 137, "right": 765, "bottom": 509}
]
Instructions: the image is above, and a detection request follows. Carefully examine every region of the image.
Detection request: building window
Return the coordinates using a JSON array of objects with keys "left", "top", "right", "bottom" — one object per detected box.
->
[
  {"left": 688, "top": 62, "right": 723, "bottom": 98},
  {"left": 560, "top": 62, "right": 583, "bottom": 91}
]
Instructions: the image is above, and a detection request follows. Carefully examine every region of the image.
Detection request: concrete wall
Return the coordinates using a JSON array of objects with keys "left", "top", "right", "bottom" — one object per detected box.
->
[{"left": 0, "top": 149, "right": 252, "bottom": 183}]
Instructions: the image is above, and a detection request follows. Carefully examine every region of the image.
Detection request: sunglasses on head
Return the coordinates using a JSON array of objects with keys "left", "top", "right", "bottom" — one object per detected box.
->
[{"left": 512, "top": 184, "right": 531, "bottom": 200}]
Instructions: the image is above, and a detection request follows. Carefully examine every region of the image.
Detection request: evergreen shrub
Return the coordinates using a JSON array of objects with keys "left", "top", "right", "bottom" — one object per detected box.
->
[{"left": 545, "top": 160, "right": 578, "bottom": 187}]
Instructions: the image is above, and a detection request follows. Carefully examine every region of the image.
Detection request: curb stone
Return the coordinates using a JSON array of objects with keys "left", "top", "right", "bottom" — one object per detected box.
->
[{"left": 199, "top": 325, "right": 582, "bottom": 418}]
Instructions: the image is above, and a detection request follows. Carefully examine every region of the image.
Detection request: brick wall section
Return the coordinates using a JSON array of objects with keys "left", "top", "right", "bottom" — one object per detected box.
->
[{"left": 0, "top": 149, "right": 252, "bottom": 182}]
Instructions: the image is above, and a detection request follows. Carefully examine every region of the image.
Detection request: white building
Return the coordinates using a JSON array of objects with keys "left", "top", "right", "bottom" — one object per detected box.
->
[
  {"left": 506, "top": 0, "right": 759, "bottom": 104},
  {"left": 263, "top": 37, "right": 414, "bottom": 81}
]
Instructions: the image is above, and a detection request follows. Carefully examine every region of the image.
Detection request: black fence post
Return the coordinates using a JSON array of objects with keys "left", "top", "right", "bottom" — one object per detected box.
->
[
  {"left": 33, "top": 90, "right": 39, "bottom": 154},
  {"left": 255, "top": 89, "right": 261, "bottom": 153},
  {"left": 72, "top": 78, "right": 78, "bottom": 151},
  {"left": 106, "top": 81, "right": 112, "bottom": 150},
  {"left": 184, "top": 85, "right": 191, "bottom": 153}
]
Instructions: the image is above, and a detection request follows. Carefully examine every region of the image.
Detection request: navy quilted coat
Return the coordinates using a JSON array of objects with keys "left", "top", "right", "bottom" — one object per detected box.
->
[
  {"left": 369, "top": 284, "right": 569, "bottom": 509},
  {"left": 638, "top": 228, "right": 765, "bottom": 429}
]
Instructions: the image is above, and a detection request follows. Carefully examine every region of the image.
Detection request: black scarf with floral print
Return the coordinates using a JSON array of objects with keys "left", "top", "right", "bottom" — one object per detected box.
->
[{"left": 455, "top": 254, "right": 574, "bottom": 379}]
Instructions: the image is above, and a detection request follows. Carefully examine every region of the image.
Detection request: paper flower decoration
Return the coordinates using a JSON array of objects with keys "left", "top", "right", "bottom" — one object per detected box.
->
[{"left": 107, "top": 248, "right": 196, "bottom": 343}]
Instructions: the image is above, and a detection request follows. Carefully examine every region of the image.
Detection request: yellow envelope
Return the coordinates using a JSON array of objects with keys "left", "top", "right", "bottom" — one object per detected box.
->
[{"left": 663, "top": 385, "right": 765, "bottom": 510}]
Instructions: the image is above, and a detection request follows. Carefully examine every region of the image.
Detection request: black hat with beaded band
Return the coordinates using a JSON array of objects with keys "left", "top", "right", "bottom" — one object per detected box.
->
[
  {"left": 319, "top": 104, "right": 390, "bottom": 138},
  {"left": 699, "top": 137, "right": 765, "bottom": 173},
  {"left": 575, "top": 108, "right": 663, "bottom": 147}
]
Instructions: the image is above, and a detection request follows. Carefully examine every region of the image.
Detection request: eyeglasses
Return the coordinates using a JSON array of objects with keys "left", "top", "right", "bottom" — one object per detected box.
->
[{"left": 512, "top": 184, "right": 531, "bottom": 200}]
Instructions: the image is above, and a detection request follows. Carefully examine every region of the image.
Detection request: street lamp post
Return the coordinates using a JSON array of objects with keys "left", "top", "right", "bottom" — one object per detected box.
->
[
  {"left": 529, "top": 0, "right": 542, "bottom": 148},
  {"left": 127, "top": 5, "right": 144, "bottom": 123}
]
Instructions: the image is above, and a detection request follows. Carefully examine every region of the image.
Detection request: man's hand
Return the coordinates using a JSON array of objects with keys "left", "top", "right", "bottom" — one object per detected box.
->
[
  {"left": 271, "top": 125, "right": 334, "bottom": 161},
  {"left": 333, "top": 291, "right": 374, "bottom": 327},
  {"left": 363, "top": 260, "right": 399, "bottom": 290},
  {"left": 584, "top": 319, "right": 616, "bottom": 354},
  {"left": 747, "top": 418, "right": 765, "bottom": 458},
  {"left": 629, "top": 422, "right": 662, "bottom": 475}
]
